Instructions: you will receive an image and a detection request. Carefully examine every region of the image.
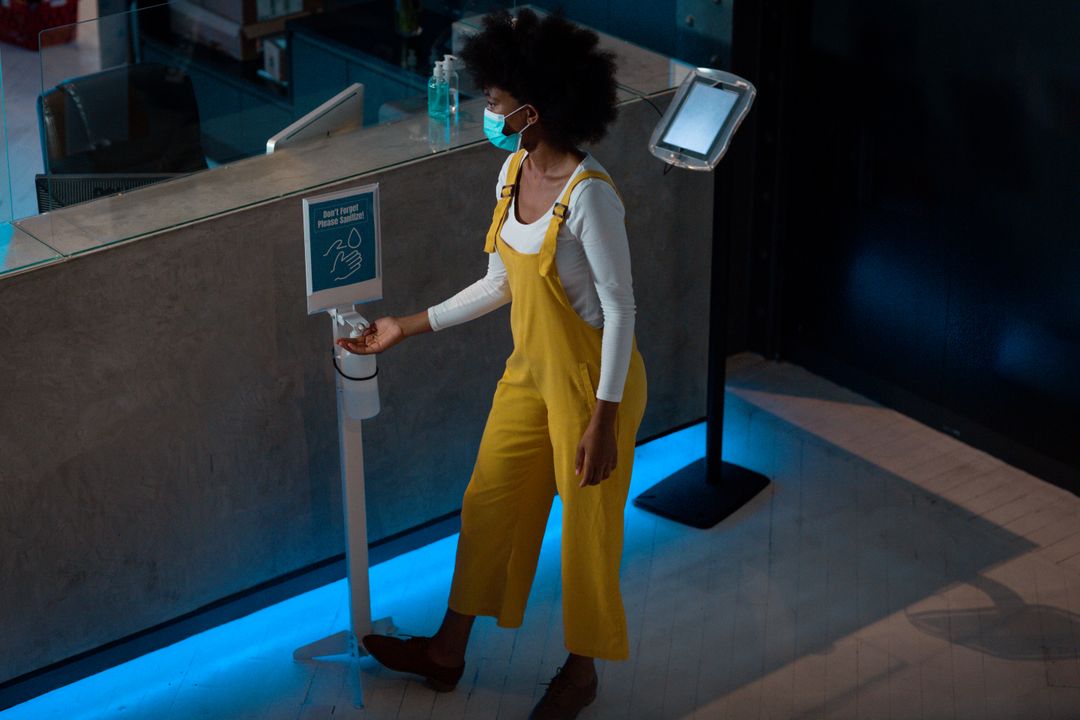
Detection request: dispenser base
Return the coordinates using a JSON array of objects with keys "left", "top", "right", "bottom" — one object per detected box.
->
[{"left": 292, "top": 617, "right": 396, "bottom": 708}]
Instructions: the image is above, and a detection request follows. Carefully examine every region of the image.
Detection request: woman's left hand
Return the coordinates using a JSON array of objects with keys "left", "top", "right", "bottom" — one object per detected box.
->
[{"left": 576, "top": 400, "right": 620, "bottom": 487}]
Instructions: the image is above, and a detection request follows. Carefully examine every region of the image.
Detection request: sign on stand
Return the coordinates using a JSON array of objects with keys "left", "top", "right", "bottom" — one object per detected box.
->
[{"left": 303, "top": 183, "right": 382, "bottom": 314}]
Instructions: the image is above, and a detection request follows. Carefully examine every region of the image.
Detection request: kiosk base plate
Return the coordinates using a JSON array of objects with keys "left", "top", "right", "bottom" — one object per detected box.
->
[{"left": 633, "top": 458, "right": 770, "bottom": 529}]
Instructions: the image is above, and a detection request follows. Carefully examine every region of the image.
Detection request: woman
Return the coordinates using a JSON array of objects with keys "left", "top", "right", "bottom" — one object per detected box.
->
[{"left": 336, "top": 9, "right": 647, "bottom": 719}]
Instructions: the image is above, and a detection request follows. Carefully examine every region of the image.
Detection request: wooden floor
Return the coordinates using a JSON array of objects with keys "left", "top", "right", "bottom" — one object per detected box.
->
[{"left": 7, "top": 353, "right": 1080, "bottom": 720}]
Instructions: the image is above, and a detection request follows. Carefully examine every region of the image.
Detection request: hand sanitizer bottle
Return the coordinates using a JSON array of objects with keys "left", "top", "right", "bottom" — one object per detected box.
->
[
  {"left": 443, "top": 54, "right": 460, "bottom": 120},
  {"left": 338, "top": 327, "right": 380, "bottom": 420},
  {"left": 428, "top": 60, "right": 448, "bottom": 121}
]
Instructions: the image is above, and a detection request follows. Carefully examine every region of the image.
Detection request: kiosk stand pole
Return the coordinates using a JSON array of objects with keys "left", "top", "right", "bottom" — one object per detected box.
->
[{"left": 632, "top": 169, "right": 770, "bottom": 529}]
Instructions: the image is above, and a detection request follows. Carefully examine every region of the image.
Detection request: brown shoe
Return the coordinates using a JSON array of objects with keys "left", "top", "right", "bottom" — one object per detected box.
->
[
  {"left": 360, "top": 634, "right": 465, "bottom": 692},
  {"left": 529, "top": 665, "right": 598, "bottom": 719}
]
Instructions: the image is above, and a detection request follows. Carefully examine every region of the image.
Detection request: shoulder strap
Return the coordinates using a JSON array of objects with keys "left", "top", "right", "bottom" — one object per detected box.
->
[
  {"left": 539, "top": 170, "right": 621, "bottom": 277},
  {"left": 484, "top": 149, "right": 528, "bottom": 253}
]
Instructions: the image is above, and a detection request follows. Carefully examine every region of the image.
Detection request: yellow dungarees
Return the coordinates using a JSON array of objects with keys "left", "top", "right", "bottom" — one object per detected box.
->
[{"left": 448, "top": 149, "right": 648, "bottom": 661}]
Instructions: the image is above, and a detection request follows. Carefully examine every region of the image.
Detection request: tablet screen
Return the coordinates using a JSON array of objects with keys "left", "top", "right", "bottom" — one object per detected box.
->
[{"left": 660, "top": 80, "right": 740, "bottom": 156}]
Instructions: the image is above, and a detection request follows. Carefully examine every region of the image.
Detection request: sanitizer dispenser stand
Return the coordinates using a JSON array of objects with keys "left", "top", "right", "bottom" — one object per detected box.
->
[
  {"left": 295, "top": 183, "right": 388, "bottom": 708},
  {"left": 291, "top": 306, "right": 395, "bottom": 706},
  {"left": 293, "top": 307, "right": 394, "bottom": 642}
]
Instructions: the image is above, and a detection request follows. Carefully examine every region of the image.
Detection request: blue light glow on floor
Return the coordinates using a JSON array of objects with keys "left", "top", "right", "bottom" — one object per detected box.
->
[{"left": 2, "top": 422, "right": 708, "bottom": 720}]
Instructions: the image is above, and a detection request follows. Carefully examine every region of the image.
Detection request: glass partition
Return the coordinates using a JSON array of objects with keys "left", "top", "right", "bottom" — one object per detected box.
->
[
  {"left": 0, "top": 35, "right": 63, "bottom": 276},
  {"left": 3, "top": 0, "right": 699, "bottom": 277},
  {"left": 0, "top": 49, "right": 10, "bottom": 222}
]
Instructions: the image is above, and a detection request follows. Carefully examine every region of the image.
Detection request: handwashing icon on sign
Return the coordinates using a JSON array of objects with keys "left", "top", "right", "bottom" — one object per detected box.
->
[{"left": 324, "top": 227, "right": 364, "bottom": 281}]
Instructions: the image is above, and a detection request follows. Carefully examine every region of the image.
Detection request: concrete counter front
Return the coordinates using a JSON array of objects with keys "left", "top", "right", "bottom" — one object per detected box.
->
[{"left": 0, "top": 92, "right": 713, "bottom": 686}]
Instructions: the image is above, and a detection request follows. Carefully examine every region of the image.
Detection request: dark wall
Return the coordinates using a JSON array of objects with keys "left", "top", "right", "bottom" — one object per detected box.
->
[
  {"left": 771, "top": 1, "right": 1080, "bottom": 489},
  {"left": 507, "top": 0, "right": 733, "bottom": 68},
  {"left": 529, "top": 0, "right": 676, "bottom": 56}
]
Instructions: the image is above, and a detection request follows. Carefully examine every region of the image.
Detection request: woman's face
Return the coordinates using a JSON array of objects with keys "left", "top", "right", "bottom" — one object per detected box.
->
[{"left": 484, "top": 86, "right": 533, "bottom": 134}]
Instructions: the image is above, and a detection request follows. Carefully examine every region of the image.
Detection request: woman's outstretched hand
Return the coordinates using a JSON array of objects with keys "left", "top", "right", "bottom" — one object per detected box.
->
[{"left": 336, "top": 316, "right": 406, "bottom": 355}]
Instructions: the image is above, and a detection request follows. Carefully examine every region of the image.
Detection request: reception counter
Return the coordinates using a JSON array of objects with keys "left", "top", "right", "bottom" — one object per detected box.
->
[{"left": 0, "top": 73, "right": 713, "bottom": 686}]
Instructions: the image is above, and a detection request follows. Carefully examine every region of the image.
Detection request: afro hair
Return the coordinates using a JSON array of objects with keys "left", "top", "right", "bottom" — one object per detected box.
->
[{"left": 458, "top": 8, "right": 619, "bottom": 150}]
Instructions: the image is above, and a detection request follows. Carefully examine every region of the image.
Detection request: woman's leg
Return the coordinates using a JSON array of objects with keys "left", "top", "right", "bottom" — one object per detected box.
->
[
  {"left": 426, "top": 608, "right": 476, "bottom": 666},
  {"left": 553, "top": 440, "right": 634, "bottom": 661},
  {"left": 529, "top": 360, "right": 645, "bottom": 716},
  {"left": 448, "top": 369, "right": 557, "bottom": 630},
  {"left": 561, "top": 653, "right": 597, "bottom": 685},
  {"left": 549, "top": 356, "right": 647, "bottom": 662},
  {"left": 362, "top": 362, "right": 555, "bottom": 690}
]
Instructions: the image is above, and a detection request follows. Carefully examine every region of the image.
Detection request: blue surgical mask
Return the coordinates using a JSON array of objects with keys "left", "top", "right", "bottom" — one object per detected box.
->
[{"left": 484, "top": 105, "right": 532, "bottom": 151}]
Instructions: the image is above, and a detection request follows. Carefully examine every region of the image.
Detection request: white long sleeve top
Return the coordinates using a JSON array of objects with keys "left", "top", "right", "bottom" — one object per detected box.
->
[{"left": 426, "top": 152, "right": 637, "bottom": 402}]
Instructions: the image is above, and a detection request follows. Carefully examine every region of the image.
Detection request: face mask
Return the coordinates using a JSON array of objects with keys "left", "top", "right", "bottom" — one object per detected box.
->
[{"left": 483, "top": 105, "right": 532, "bottom": 151}]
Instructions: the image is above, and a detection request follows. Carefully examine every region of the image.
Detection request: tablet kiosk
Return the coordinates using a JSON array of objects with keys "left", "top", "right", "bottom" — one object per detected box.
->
[
  {"left": 648, "top": 68, "right": 756, "bottom": 171},
  {"left": 633, "top": 67, "right": 771, "bottom": 531}
]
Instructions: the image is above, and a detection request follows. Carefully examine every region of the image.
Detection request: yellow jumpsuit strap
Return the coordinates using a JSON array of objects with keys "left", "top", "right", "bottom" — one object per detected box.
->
[
  {"left": 484, "top": 149, "right": 528, "bottom": 253},
  {"left": 539, "top": 171, "right": 622, "bottom": 277}
]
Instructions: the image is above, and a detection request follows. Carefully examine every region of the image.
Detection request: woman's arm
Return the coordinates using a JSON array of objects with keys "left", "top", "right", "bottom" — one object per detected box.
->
[
  {"left": 339, "top": 158, "right": 515, "bottom": 356},
  {"left": 573, "top": 181, "right": 636, "bottom": 404},
  {"left": 335, "top": 311, "right": 428, "bottom": 355},
  {"left": 427, "top": 251, "right": 511, "bottom": 331},
  {"left": 427, "top": 154, "right": 515, "bottom": 330},
  {"left": 337, "top": 252, "right": 510, "bottom": 355},
  {"left": 571, "top": 180, "right": 636, "bottom": 486}
]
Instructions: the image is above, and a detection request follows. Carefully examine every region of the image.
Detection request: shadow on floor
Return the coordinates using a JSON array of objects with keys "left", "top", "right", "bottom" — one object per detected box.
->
[{"left": 629, "top": 387, "right": 1070, "bottom": 715}]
